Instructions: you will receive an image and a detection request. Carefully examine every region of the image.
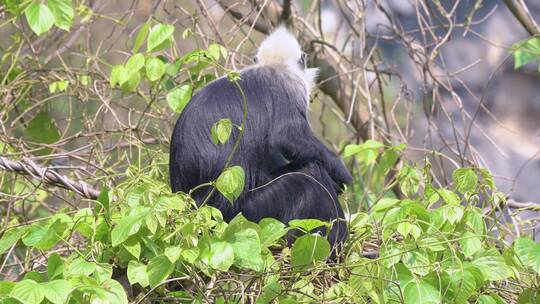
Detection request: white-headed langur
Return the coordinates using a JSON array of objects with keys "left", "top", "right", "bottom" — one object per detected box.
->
[{"left": 170, "top": 27, "right": 352, "bottom": 251}]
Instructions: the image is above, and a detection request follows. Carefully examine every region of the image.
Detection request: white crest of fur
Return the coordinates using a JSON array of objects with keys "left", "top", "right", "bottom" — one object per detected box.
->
[{"left": 256, "top": 26, "right": 319, "bottom": 96}]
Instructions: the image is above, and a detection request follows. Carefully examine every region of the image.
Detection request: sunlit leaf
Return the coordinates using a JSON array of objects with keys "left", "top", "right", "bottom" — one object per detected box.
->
[
  {"left": 216, "top": 166, "right": 245, "bottom": 203},
  {"left": 41, "top": 280, "right": 71, "bottom": 304},
  {"left": 452, "top": 168, "right": 478, "bottom": 194},
  {"left": 145, "top": 57, "right": 166, "bottom": 82},
  {"left": 133, "top": 21, "right": 150, "bottom": 52},
  {"left": 291, "top": 234, "right": 330, "bottom": 270},
  {"left": 210, "top": 118, "right": 233, "bottom": 145},
  {"left": 209, "top": 241, "right": 234, "bottom": 271},
  {"left": 167, "top": 84, "right": 192, "bottom": 113},
  {"left": 10, "top": 280, "right": 44, "bottom": 304},
  {"left": 147, "top": 255, "right": 174, "bottom": 288},
  {"left": 25, "top": 2, "right": 54, "bottom": 36},
  {"left": 147, "top": 23, "right": 174, "bottom": 52},
  {"left": 48, "top": 0, "right": 73, "bottom": 31}
]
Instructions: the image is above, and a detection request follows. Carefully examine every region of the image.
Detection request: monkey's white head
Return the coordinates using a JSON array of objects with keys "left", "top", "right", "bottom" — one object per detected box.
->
[{"left": 255, "top": 26, "right": 319, "bottom": 96}]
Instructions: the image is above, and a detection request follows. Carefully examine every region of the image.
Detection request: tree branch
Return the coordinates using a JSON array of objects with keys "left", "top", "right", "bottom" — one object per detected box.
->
[
  {"left": 0, "top": 156, "right": 100, "bottom": 199},
  {"left": 502, "top": 0, "right": 540, "bottom": 36}
]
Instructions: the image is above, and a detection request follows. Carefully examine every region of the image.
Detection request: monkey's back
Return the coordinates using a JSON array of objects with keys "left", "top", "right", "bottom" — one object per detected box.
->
[{"left": 169, "top": 66, "right": 308, "bottom": 217}]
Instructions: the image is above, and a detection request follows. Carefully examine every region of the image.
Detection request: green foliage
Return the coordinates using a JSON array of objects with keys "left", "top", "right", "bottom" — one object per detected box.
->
[
  {"left": 166, "top": 84, "right": 192, "bottom": 113},
  {"left": 25, "top": 2, "right": 55, "bottom": 36},
  {"left": 452, "top": 167, "right": 478, "bottom": 194},
  {"left": 291, "top": 234, "right": 331, "bottom": 270},
  {"left": 0, "top": 14, "right": 534, "bottom": 302},
  {"left": 216, "top": 166, "right": 245, "bottom": 203},
  {"left": 512, "top": 37, "right": 540, "bottom": 70},
  {"left": 48, "top": 0, "right": 74, "bottom": 31},
  {"left": 24, "top": 111, "right": 60, "bottom": 155},
  {"left": 210, "top": 118, "right": 233, "bottom": 145},
  {"left": 147, "top": 23, "right": 174, "bottom": 52},
  {"left": 23, "top": 0, "right": 73, "bottom": 35},
  {"left": 0, "top": 151, "right": 536, "bottom": 302},
  {"left": 514, "top": 237, "right": 540, "bottom": 274}
]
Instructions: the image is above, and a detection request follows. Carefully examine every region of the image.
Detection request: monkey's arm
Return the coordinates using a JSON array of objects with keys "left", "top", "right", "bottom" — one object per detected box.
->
[{"left": 272, "top": 116, "right": 353, "bottom": 187}]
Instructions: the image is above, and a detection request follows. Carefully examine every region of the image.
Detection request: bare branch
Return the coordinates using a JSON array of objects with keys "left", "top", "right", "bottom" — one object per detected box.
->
[
  {"left": 0, "top": 156, "right": 100, "bottom": 199},
  {"left": 502, "top": 0, "right": 540, "bottom": 36}
]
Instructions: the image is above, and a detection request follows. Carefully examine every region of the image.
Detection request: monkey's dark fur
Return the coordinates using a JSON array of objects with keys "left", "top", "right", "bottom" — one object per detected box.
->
[{"left": 170, "top": 66, "right": 352, "bottom": 248}]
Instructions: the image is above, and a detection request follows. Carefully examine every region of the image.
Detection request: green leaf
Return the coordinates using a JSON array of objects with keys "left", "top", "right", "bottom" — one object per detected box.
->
[
  {"left": 478, "top": 295, "right": 498, "bottom": 304},
  {"left": 94, "top": 264, "right": 113, "bottom": 283},
  {"left": 122, "top": 237, "right": 141, "bottom": 259},
  {"left": 110, "top": 65, "right": 127, "bottom": 87},
  {"left": 216, "top": 166, "right": 245, "bottom": 203},
  {"left": 96, "top": 188, "right": 110, "bottom": 223},
  {"left": 101, "top": 279, "right": 128, "bottom": 304},
  {"left": 209, "top": 241, "right": 234, "bottom": 271},
  {"left": 472, "top": 249, "right": 513, "bottom": 281},
  {"left": 373, "top": 198, "right": 400, "bottom": 212},
  {"left": 127, "top": 260, "right": 149, "bottom": 288},
  {"left": 25, "top": 2, "right": 54, "bottom": 36},
  {"left": 25, "top": 111, "right": 61, "bottom": 154},
  {"left": 439, "top": 189, "right": 460, "bottom": 205},
  {"left": 120, "top": 66, "right": 141, "bottom": 92},
  {"left": 226, "top": 228, "right": 263, "bottom": 271},
  {"left": 446, "top": 268, "right": 477, "bottom": 304},
  {"left": 343, "top": 144, "right": 362, "bottom": 158},
  {"left": 403, "top": 280, "right": 440, "bottom": 304},
  {"left": 0, "top": 281, "right": 15, "bottom": 295},
  {"left": 78, "top": 74, "right": 91, "bottom": 86},
  {"left": 210, "top": 118, "right": 233, "bottom": 145},
  {"left": 73, "top": 208, "right": 93, "bottom": 237},
  {"left": 41, "top": 280, "right": 71, "bottom": 304},
  {"left": 10, "top": 280, "right": 45, "bottom": 304},
  {"left": 289, "top": 219, "right": 327, "bottom": 232},
  {"left": 167, "top": 84, "right": 192, "bottom": 113},
  {"left": 259, "top": 218, "right": 287, "bottom": 247},
  {"left": 518, "top": 288, "right": 540, "bottom": 304},
  {"left": 397, "top": 222, "right": 412, "bottom": 238},
  {"left": 147, "top": 255, "right": 174, "bottom": 288},
  {"left": 48, "top": 80, "right": 69, "bottom": 93},
  {"left": 291, "top": 234, "right": 330, "bottom": 270},
  {"left": 48, "top": 0, "right": 73, "bottom": 31},
  {"left": 424, "top": 184, "right": 440, "bottom": 205},
  {"left": 47, "top": 253, "right": 64, "bottom": 280},
  {"left": 22, "top": 222, "right": 64, "bottom": 250},
  {"left": 399, "top": 166, "right": 420, "bottom": 197},
  {"left": 125, "top": 53, "right": 145, "bottom": 79},
  {"left": 459, "top": 231, "right": 482, "bottom": 257},
  {"left": 452, "top": 168, "right": 478, "bottom": 194},
  {"left": 464, "top": 208, "right": 485, "bottom": 235},
  {"left": 23, "top": 272, "right": 45, "bottom": 283},
  {"left": 181, "top": 247, "right": 200, "bottom": 264},
  {"left": 0, "top": 227, "right": 27, "bottom": 255},
  {"left": 133, "top": 21, "right": 150, "bottom": 52},
  {"left": 479, "top": 168, "right": 495, "bottom": 189},
  {"left": 395, "top": 263, "right": 414, "bottom": 286},
  {"left": 147, "top": 23, "right": 174, "bottom": 52},
  {"left": 111, "top": 212, "right": 147, "bottom": 246},
  {"left": 513, "top": 38, "right": 540, "bottom": 69},
  {"left": 145, "top": 57, "right": 166, "bottom": 82},
  {"left": 444, "top": 205, "right": 464, "bottom": 224},
  {"left": 164, "top": 246, "right": 182, "bottom": 263},
  {"left": 207, "top": 43, "right": 227, "bottom": 61},
  {"left": 67, "top": 258, "right": 96, "bottom": 276},
  {"left": 514, "top": 237, "right": 540, "bottom": 275},
  {"left": 145, "top": 213, "right": 158, "bottom": 234},
  {"left": 257, "top": 281, "right": 282, "bottom": 304},
  {"left": 362, "top": 139, "right": 385, "bottom": 149}
]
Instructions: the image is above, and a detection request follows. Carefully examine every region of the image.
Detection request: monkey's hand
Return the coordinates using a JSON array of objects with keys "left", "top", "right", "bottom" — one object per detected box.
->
[{"left": 326, "top": 158, "right": 353, "bottom": 187}]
